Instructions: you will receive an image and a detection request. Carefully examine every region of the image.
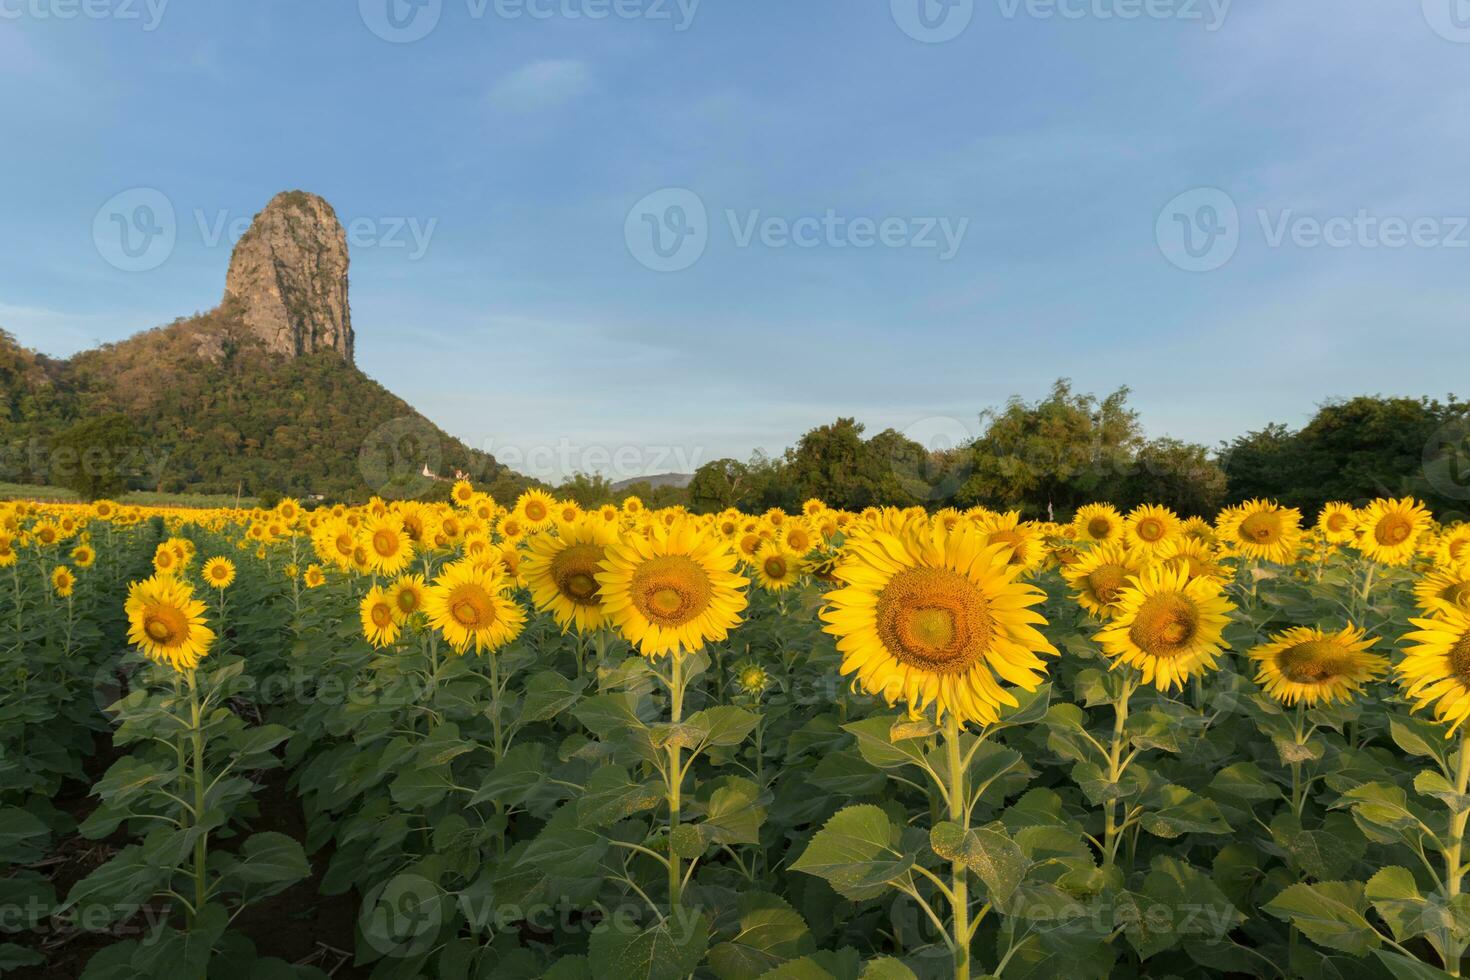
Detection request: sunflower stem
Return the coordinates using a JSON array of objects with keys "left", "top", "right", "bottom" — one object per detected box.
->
[
  {"left": 1103, "top": 671, "right": 1137, "bottom": 867},
  {"left": 943, "top": 713, "right": 971, "bottom": 980},
  {"left": 1442, "top": 728, "right": 1470, "bottom": 975},
  {"left": 667, "top": 651, "right": 686, "bottom": 912},
  {"left": 186, "top": 668, "right": 209, "bottom": 926}
]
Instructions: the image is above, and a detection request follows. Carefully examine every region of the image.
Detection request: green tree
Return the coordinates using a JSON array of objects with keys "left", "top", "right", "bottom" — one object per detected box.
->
[
  {"left": 1118, "top": 438, "right": 1227, "bottom": 517},
  {"left": 959, "top": 380, "right": 1140, "bottom": 518},
  {"left": 48, "top": 414, "right": 143, "bottom": 500},
  {"left": 687, "top": 459, "right": 752, "bottom": 514}
]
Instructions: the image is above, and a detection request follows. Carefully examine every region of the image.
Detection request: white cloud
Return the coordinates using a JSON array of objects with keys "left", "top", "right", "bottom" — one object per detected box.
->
[{"left": 487, "top": 59, "right": 592, "bottom": 111}]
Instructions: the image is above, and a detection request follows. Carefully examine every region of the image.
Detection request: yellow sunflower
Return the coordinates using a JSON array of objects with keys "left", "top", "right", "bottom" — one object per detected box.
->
[
  {"left": 1072, "top": 503, "right": 1125, "bottom": 545},
  {"left": 1399, "top": 607, "right": 1470, "bottom": 734},
  {"left": 202, "top": 557, "right": 236, "bottom": 590},
  {"left": 1217, "top": 499, "right": 1303, "bottom": 565},
  {"left": 424, "top": 561, "right": 525, "bottom": 654},
  {"left": 1439, "top": 526, "right": 1470, "bottom": 569},
  {"left": 751, "top": 541, "right": 803, "bottom": 592},
  {"left": 1355, "top": 497, "right": 1432, "bottom": 566},
  {"left": 125, "top": 574, "right": 215, "bottom": 672},
  {"left": 0, "top": 536, "right": 16, "bottom": 568},
  {"left": 1316, "top": 502, "right": 1359, "bottom": 545},
  {"left": 1247, "top": 625, "right": 1386, "bottom": 706},
  {"left": 1095, "top": 564, "right": 1234, "bottom": 692},
  {"left": 363, "top": 514, "right": 415, "bottom": 576},
  {"left": 515, "top": 489, "right": 558, "bottom": 532},
  {"left": 388, "top": 574, "right": 428, "bottom": 623},
  {"left": 71, "top": 543, "right": 96, "bottom": 569},
  {"left": 782, "top": 521, "right": 818, "bottom": 556},
  {"left": 1416, "top": 566, "right": 1470, "bottom": 617},
  {"left": 452, "top": 480, "right": 477, "bottom": 507},
  {"left": 820, "top": 522, "right": 1057, "bottom": 727},
  {"left": 1155, "top": 536, "right": 1227, "bottom": 583},
  {"left": 360, "top": 586, "right": 401, "bottom": 648},
  {"left": 51, "top": 565, "right": 76, "bottom": 598},
  {"left": 1124, "top": 504, "right": 1181, "bottom": 554},
  {"left": 304, "top": 564, "right": 326, "bottom": 589},
  {"left": 1062, "top": 542, "right": 1149, "bottom": 620},
  {"left": 523, "top": 519, "right": 615, "bottom": 634},
  {"left": 974, "top": 511, "right": 1044, "bottom": 572},
  {"left": 596, "top": 520, "right": 748, "bottom": 658}
]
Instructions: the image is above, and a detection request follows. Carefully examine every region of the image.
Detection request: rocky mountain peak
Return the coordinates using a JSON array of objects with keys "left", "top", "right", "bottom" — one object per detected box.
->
[{"left": 222, "top": 191, "right": 354, "bottom": 362}]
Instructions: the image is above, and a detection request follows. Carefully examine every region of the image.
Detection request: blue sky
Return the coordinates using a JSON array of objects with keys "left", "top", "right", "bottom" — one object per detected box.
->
[{"left": 2, "top": 1, "right": 1468, "bottom": 482}]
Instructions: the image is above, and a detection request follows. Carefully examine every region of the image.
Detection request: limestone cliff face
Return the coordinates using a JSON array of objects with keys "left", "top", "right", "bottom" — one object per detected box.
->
[{"left": 222, "top": 191, "right": 354, "bottom": 362}]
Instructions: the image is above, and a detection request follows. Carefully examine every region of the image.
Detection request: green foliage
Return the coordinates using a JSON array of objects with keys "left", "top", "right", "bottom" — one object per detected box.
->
[{"left": 1221, "top": 394, "right": 1470, "bottom": 519}]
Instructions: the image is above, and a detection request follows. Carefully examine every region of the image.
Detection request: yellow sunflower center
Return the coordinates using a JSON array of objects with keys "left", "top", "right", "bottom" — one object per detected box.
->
[
  {"left": 1128, "top": 593, "right": 1199, "bottom": 659},
  {"left": 550, "top": 544, "right": 603, "bottom": 606},
  {"left": 1087, "top": 564, "right": 1128, "bottom": 605},
  {"left": 1276, "top": 640, "right": 1352, "bottom": 684},
  {"left": 1240, "top": 511, "right": 1282, "bottom": 544},
  {"left": 210, "top": 565, "right": 228, "bottom": 581},
  {"left": 630, "top": 555, "right": 713, "bottom": 627},
  {"left": 143, "top": 605, "right": 187, "bottom": 648},
  {"left": 1087, "top": 518, "right": 1112, "bottom": 539},
  {"left": 449, "top": 585, "right": 496, "bottom": 629},
  {"left": 874, "top": 567, "right": 995, "bottom": 675},
  {"left": 1375, "top": 515, "right": 1413, "bottom": 546}
]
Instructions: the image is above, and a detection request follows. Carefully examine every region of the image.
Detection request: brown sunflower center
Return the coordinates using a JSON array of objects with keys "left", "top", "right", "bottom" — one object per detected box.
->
[
  {"left": 1087, "top": 564, "right": 1128, "bottom": 605},
  {"left": 874, "top": 567, "right": 995, "bottom": 675},
  {"left": 1451, "top": 632, "right": 1470, "bottom": 683},
  {"left": 1326, "top": 512, "right": 1349, "bottom": 532},
  {"left": 1276, "top": 640, "right": 1352, "bottom": 684},
  {"left": 524, "top": 500, "right": 548, "bottom": 522},
  {"left": 763, "top": 556, "right": 789, "bottom": 580},
  {"left": 1136, "top": 519, "right": 1164, "bottom": 542},
  {"left": 143, "top": 606, "right": 187, "bottom": 647},
  {"left": 631, "top": 555, "right": 713, "bottom": 627},
  {"left": 1240, "top": 511, "right": 1282, "bottom": 544},
  {"left": 1128, "top": 593, "right": 1199, "bottom": 659},
  {"left": 373, "top": 530, "right": 399, "bottom": 556},
  {"left": 396, "top": 589, "right": 420, "bottom": 614},
  {"left": 335, "top": 533, "right": 355, "bottom": 556},
  {"left": 550, "top": 544, "right": 603, "bottom": 606},
  {"left": 1086, "top": 517, "right": 1111, "bottom": 538},
  {"left": 1375, "top": 515, "right": 1413, "bottom": 545},
  {"left": 371, "top": 604, "right": 394, "bottom": 629},
  {"left": 449, "top": 585, "right": 495, "bottom": 629}
]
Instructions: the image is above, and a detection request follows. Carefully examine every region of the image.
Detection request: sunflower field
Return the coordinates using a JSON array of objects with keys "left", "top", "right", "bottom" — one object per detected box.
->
[{"left": 2, "top": 489, "right": 1470, "bottom": 980}]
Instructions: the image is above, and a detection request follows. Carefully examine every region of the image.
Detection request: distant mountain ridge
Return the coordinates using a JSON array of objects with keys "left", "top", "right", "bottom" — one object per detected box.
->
[{"left": 0, "top": 191, "right": 518, "bottom": 501}]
